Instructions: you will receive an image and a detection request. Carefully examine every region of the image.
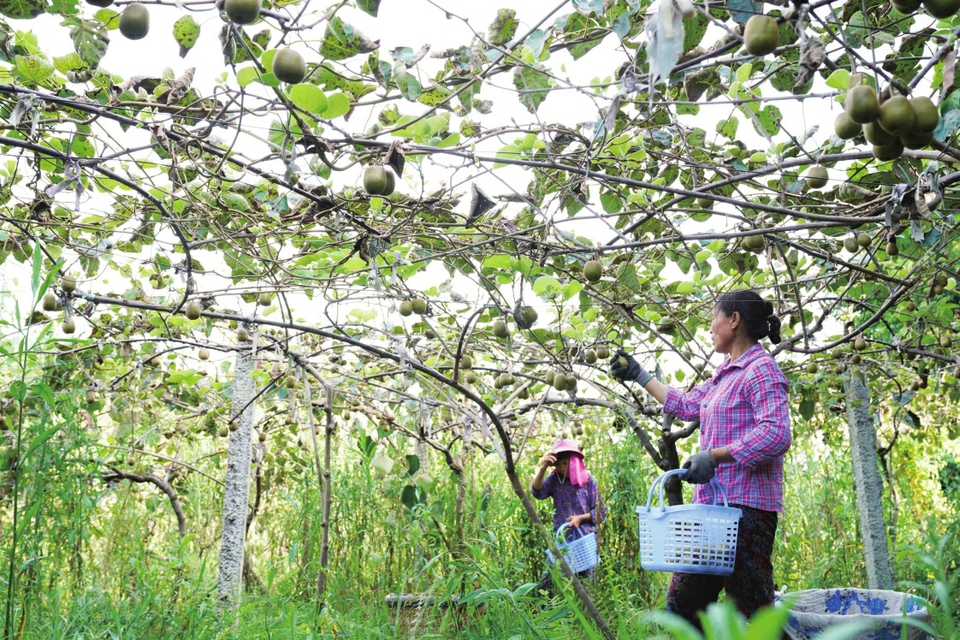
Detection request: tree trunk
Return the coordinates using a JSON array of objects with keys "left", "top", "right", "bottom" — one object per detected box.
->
[
  {"left": 216, "top": 349, "right": 256, "bottom": 620},
  {"left": 298, "top": 360, "right": 333, "bottom": 598},
  {"left": 844, "top": 368, "right": 894, "bottom": 589}
]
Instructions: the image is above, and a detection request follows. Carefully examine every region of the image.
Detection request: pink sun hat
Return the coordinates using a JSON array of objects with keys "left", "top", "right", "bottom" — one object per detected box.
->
[
  {"left": 550, "top": 439, "right": 585, "bottom": 458},
  {"left": 550, "top": 439, "right": 588, "bottom": 486}
]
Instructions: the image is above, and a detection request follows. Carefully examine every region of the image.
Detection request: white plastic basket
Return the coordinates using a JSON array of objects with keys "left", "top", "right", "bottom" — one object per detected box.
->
[
  {"left": 636, "top": 469, "right": 742, "bottom": 575},
  {"left": 545, "top": 523, "right": 599, "bottom": 573}
]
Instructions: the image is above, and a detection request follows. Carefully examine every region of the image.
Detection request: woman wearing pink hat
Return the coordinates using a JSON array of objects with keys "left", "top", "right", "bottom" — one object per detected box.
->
[{"left": 531, "top": 439, "right": 605, "bottom": 592}]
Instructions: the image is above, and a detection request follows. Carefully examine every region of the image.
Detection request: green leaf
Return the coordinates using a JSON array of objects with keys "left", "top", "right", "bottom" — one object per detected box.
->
[
  {"left": 405, "top": 454, "right": 420, "bottom": 477},
  {"left": 319, "top": 17, "right": 379, "bottom": 61},
  {"left": 94, "top": 8, "right": 117, "bottom": 27},
  {"left": 513, "top": 65, "right": 553, "bottom": 113},
  {"left": 683, "top": 12, "right": 709, "bottom": 53},
  {"left": 825, "top": 68, "right": 850, "bottom": 89},
  {"left": 600, "top": 190, "right": 623, "bottom": 213},
  {"left": 356, "top": 0, "right": 379, "bottom": 16},
  {"left": 617, "top": 263, "right": 641, "bottom": 292},
  {"left": 573, "top": 0, "right": 605, "bottom": 12},
  {"left": 417, "top": 85, "right": 452, "bottom": 107},
  {"left": 488, "top": 8, "right": 518, "bottom": 46},
  {"left": 236, "top": 65, "right": 260, "bottom": 87},
  {"left": 14, "top": 55, "right": 55, "bottom": 84},
  {"left": 173, "top": 15, "right": 200, "bottom": 58},
  {"left": 401, "top": 484, "right": 422, "bottom": 509},
  {"left": 0, "top": 0, "right": 45, "bottom": 20},
  {"left": 482, "top": 254, "right": 514, "bottom": 270},
  {"left": 727, "top": 0, "right": 760, "bottom": 22},
  {"left": 323, "top": 92, "right": 351, "bottom": 118},
  {"left": 754, "top": 105, "right": 782, "bottom": 136},
  {"left": 396, "top": 69, "right": 421, "bottom": 101},
  {"left": 717, "top": 116, "right": 738, "bottom": 139},
  {"left": 61, "top": 18, "right": 108, "bottom": 70},
  {"left": 30, "top": 241, "right": 41, "bottom": 295},
  {"left": 526, "top": 29, "right": 548, "bottom": 58},
  {"left": 533, "top": 275, "right": 562, "bottom": 297},
  {"left": 288, "top": 83, "right": 328, "bottom": 114},
  {"left": 563, "top": 280, "right": 584, "bottom": 300},
  {"left": 53, "top": 52, "right": 85, "bottom": 75},
  {"left": 563, "top": 13, "right": 604, "bottom": 60}
]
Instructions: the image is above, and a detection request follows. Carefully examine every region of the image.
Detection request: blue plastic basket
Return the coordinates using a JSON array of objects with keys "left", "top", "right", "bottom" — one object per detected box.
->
[
  {"left": 545, "top": 523, "right": 599, "bottom": 573},
  {"left": 636, "top": 469, "right": 742, "bottom": 575}
]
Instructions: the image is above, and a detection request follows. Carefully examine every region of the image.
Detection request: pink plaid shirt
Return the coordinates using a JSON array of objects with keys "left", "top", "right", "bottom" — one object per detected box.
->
[{"left": 663, "top": 343, "right": 791, "bottom": 512}]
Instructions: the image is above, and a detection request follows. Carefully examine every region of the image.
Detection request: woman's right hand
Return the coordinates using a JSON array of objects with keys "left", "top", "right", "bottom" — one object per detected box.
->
[{"left": 539, "top": 452, "right": 556, "bottom": 469}]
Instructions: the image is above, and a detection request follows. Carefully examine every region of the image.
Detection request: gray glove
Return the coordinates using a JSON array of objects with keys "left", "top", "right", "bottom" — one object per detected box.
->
[
  {"left": 681, "top": 451, "right": 717, "bottom": 484},
  {"left": 609, "top": 348, "right": 653, "bottom": 386}
]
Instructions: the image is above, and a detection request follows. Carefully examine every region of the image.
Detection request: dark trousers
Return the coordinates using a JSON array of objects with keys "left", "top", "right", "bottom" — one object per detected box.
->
[{"left": 666, "top": 504, "right": 779, "bottom": 627}]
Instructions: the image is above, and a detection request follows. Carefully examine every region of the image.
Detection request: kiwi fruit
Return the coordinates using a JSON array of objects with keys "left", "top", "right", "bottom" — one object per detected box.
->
[
  {"left": 805, "top": 165, "right": 829, "bottom": 189},
  {"left": 909, "top": 96, "right": 940, "bottom": 132},
  {"left": 834, "top": 111, "right": 863, "bottom": 140},
  {"left": 872, "top": 140, "right": 904, "bottom": 161},
  {"left": 583, "top": 260, "right": 603, "bottom": 282},
  {"left": 863, "top": 120, "right": 897, "bottom": 146},
  {"left": 845, "top": 85, "right": 881, "bottom": 124},
  {"left": 118, "top": 3, "right": 149, "bottom": 40},
  {"left": 922, "top": 0, "right": 960, "bottom": 19},
  {"left": 878, "top": 95, "right": 916, "bottom": 136},
  {"left": 743, "top": 15, "right": 780, "bottom": 56}
]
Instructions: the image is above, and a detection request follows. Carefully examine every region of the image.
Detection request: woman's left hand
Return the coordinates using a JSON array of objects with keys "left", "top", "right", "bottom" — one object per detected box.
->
[{"left": 566, "top": 514, "right": 585, "bottom": 528}]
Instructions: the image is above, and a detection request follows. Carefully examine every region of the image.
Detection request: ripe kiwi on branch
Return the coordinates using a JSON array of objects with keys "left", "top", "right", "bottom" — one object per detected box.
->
[
  {"left": 878, "top": 94, "right": 916, "bottom": 136},
  {"left": 804, "top": 165, "right": 829, "bottom": 189},
  {"left": 224, "top": 0, "right": 261, "bottom": 24},
  {"left": 118, "top": 3, "right": 150, "bottom": 40},
  {"left": 362, "top": 166, "right": 395, "bottom": 196},
  {"left": 743, "top": 15, "right": 780, "bottom": 56},
  {"left": 273, "top": 48, "right": 306, "bottom": 85},
  {"left": 892, "top": 0, "right": 922, "bottom": 13},
  {"left": 909, "top": 96, "right": 940, "bottom": 133},
  {"left": 863, "top": 120, "right": 898, "bottom": 146},
  {"left": 845, "top": 85, "right": 881, "bottom": 124},
  {"left": 922, "top": 0, "right": 960, "bottom": 19},
  {"left": 583, "top": 260, "right": 603, "bottom": 282},
  {"left": 834, "top": 111, "right": 862, "bottom": 140},
  {"left": 872, "top": 139, "right": 904, "bottom": 161}
]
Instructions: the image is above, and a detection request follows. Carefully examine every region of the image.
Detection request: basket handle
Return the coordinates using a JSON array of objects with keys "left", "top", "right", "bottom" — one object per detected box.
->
[
  {"left": 644, "top": 468, "right": 730, "bottom": 510},
  {"left": 555, "top": 522, "right": 587, "bottom": 544}
]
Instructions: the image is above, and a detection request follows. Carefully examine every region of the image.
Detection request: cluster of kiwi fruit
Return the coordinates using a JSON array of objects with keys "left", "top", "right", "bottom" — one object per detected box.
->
[
  {"left": 892, "top": 0, "right": 960, "bottom": 19},
  {"left": 362, "top": 166, "right": 396, "bottom": 196},
  {"left": 398, "top": 297, "right": 428, "bottom": 316},
  {"left": 545, "top": 370, "right": 578, "bottom": 392},
  {"left": 835, "top": 75, "right": 940, "bottom": 160}
]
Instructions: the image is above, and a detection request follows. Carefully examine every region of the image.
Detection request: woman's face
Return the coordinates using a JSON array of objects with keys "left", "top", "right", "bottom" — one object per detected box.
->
[
  {"left": 554, "top": 454, "right": 570, "bottom": 473},
  {"left": 710, "top": 306, "right": 739, "bottom": 354}
]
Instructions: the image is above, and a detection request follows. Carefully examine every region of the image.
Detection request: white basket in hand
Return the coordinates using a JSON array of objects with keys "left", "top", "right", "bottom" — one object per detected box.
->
[
  {"left": 545, "top": 523, "right": 599, "bottom": 573},
  {"left": 636, "top": 469, "right": 742, "bottom": 575}
]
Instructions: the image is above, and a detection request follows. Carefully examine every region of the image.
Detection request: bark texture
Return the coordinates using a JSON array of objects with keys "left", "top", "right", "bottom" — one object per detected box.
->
[
  {"left": 844, "top": 369, "right": 894, "bottom": 589},
  {"left": 216, "top": 349, "right": 256, "bottom": 618}
]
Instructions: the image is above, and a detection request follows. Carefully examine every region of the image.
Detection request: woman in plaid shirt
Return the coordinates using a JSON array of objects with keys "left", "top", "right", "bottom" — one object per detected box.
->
[{"left": 611, "top": 289, "right": 791, "bottom": 628}]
